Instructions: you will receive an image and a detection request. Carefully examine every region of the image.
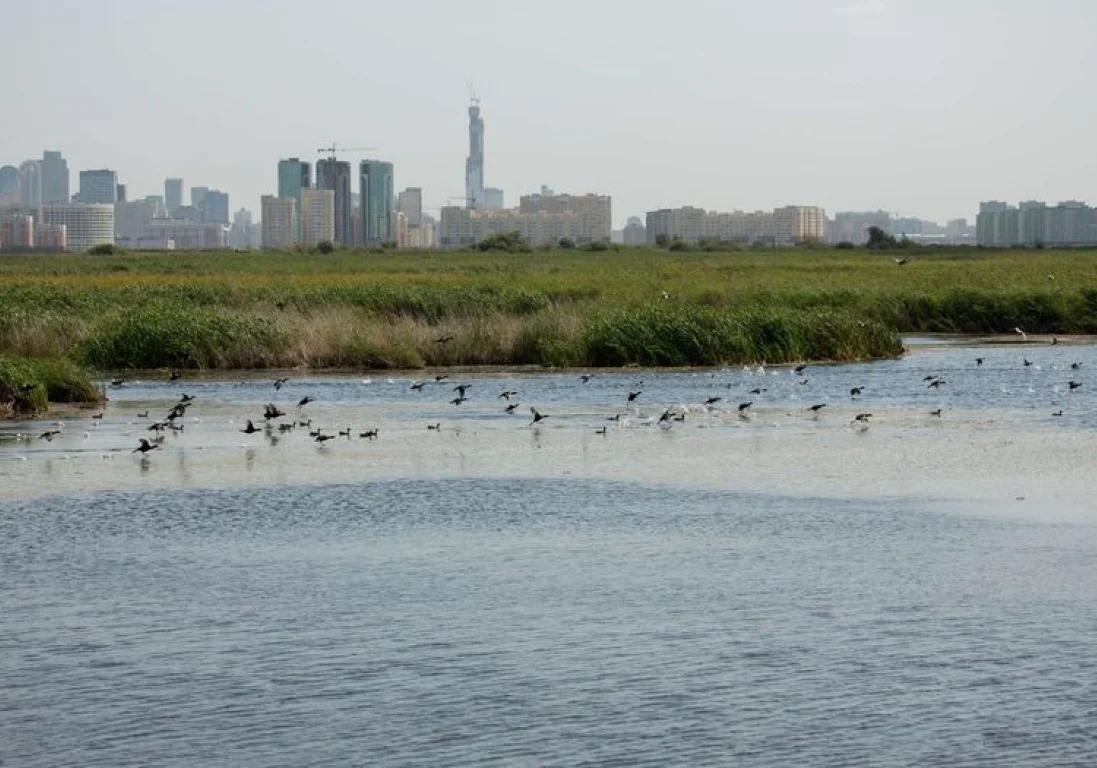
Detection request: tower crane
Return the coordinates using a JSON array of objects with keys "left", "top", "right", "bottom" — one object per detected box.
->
[{"left": 316, "top": 144, "right": 378, "bottom": 161}]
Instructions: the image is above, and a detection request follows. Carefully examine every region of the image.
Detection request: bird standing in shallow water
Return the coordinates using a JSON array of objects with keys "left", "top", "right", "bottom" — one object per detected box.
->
[
  {"left": 929, "top": 409, "right": 942, "bottom": 418},
  {"left": 976, "top": 357, "right": 984, "bottom": 366}
]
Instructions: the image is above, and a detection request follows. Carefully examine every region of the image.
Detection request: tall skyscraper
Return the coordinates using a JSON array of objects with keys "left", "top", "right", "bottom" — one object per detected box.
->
[
  {"left": 190, "top": 186, "right": 209, "bottom": 211},
  {"left": 0, "top": 165, "right": 18, "bottom": 207},
  {"left": 465, "top": 98, "right": 484, "bottom": 209},
  {"left": 165, "top": 178, "right": 184, "bottom": 214},
  {"left": 277, "top": 158, "right": 311, "bottom": 240},
  {"left": 397, "top": 187, "right": 423, "bottom": 228},
  {"left": 115, "top": 183, "right": 127, "bottom": 203},
  {"left": 203, "top": 190, "right": 230, "bottom": 224},
  {"left": 40, "top": 151, "right": 69, "bottom": 203},
  {"left": 317, "top": 159, "right": 352, "bottom": 246},
  {"left": 78, "top": 169, "right": 119, "bottom": 204},
  {"left": 18, "top": 161, "right": 41, "bottom": 206},
  {"left": 360, "top": 160, "right": 394, "bottom": 246}
]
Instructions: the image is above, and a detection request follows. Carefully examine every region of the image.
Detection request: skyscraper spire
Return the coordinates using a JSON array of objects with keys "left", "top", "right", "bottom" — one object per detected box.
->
[{"left": 465, "top": 95, "right": 484, "bottom": 210}]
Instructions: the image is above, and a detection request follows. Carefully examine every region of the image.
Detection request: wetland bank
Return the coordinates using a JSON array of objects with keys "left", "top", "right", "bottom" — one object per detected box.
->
[{"left": 2, "top": 245, "right": 1095, "bottom": 413}]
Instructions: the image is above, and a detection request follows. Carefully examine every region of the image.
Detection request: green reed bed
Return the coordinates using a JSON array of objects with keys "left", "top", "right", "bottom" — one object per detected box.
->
[{"left": 0, "top": 355, "right": 103, "bottom": 416}]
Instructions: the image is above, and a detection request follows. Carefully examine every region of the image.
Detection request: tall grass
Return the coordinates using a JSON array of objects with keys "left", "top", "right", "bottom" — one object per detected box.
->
[{"left": 0, "top": 355, "right": 102, "bottom": 415}]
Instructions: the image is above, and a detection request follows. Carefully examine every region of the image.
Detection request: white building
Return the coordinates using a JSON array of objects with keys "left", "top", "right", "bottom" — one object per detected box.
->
[
  {"left": 114, "top": 199, "right": 165, "bottom": 241},
  {"left": 261, "top": 196, "right": 296, "bottom": 249},
  {"left": 300, "top": 188, "right": 335, "bottom": 246},
  {"left": 646, "top": 205, "right": 826, "bottom": 246},
  {"left": 397, "top": 187, "right": 423, "bottom": 228},
  {"left": 38, "top": 203, "right": 114, "bottom": 251},
  {"left": 144, "top": 219, "right": 228, "bottom": 250},
  {"left": 623, "top": 216, "right": 646, "bottom": 246},
  {"left": 440, "top": 204, "right": 613, "bottom": 248}
]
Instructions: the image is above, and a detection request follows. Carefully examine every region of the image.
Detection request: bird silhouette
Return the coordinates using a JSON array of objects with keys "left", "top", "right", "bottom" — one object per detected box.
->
[
  {"left": 434, "top": 375, "right": 449, "bottom": 382},
  {"left": 434, "top": 335, "right": 454, "bottom": 344},
  {"left": 314, "top": 433, "right": 336, "bottom": 445},
  {"left": 133, "top": 438, "right": 160, "bottom": 454},
  {"left": 627, "top": 391, "right": 642, "bottom": 403},
  {"left": 852, "top": 413, "right": 872, "bottom": 423},
  {"left": 808, "top": 404, "right": 827, "bottom": 413},
  {"left": 1052, "top": 410, "right": 1063, "bottom": 417},
  {"left": 975, "top": 357, "right": 984, "bottom": 366},
  {"left": 427, "top": 423, "right": 441, "bottom": 430},
  {"left": 498, "top": 390, "right": 518, "bottom": 400},
  {"left": 1023, "top": 358, "right": 1033, "bottom": 367},
  {"left": 505, "top": 402, "right": 519, "bottom": 413},
  {"left": 178, "top": 394, "right": 195, "bottom": 404},
  {"left": 263, "top": 403, "right": 286, "bottom": 420},
  {"left": 1071, "top": 362, "right": 1082, "bottom": 370},
  {"left": 450, "top": 396, "right": 467, "bottom": 406},
  {"left": 927, "top": 379, "right": 946, "bottom": 389},
  {"left": 704, "top": 396, "right": 723, "bottom": 405},
  {"left": 750, "top": 387, "right": 767, "bottom": 395},
  {"left": 850, "top": 387, "right": 863, "bottom": 398},
  {"left": 1068, "top": 381, "right": 1082, "bottom": 391},
  {"left": 296, "top": 396, "right": 315, "bottom": 408},
  {"left": 529, "top": 407, "right": 548, "bottom": 425},
  {"left": 738, "top": 401, "right": 753, "bottom": 413},
  {"left": 453, "top": 384, "right": 471, "bottom": 398},
  {"left": 929, "top": 409, "right": 942, "bottom": 417},
  {"left": 241, "top": 420, "right": 261, "bottom": 434},
  {"left": 410, "top": 381, "right": 425, "bottom": 391},
  {"left": 894, "top": 256, "right": 910, "bottom": 265},
  {"left": 136, "top": 411, "right": 148, "bottom": 419},
  {"left": 359, "top": 429, "right": 379, "bottom": 440},
  {"left": 794, "top": 364, "right": 807, "bottom": 375},
  {"left": 338, "top": 428, "right": 351, "bottom": 437},
  {"left": 110, "top": 378, "right": 125, "bottom": 387},
  {"left": 580, "top": 374, "right": 593, "bottom": 384},
  {"left": 274, "top": 377, "right": 289, "bottom": 390},
  {"left": 39, "top": 430, "right": 61, "bottom": 441},
  {"left": 595, "top": 427, "right": 607, "bottom": 436}
]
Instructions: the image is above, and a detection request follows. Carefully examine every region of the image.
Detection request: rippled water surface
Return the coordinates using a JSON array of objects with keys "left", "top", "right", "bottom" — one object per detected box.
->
[{"left": 3, "top": 342, "right": 1097, "bottom": 765}]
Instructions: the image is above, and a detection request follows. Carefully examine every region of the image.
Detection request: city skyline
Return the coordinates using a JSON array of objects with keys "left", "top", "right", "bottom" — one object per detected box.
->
[{"left": 4, "top": 1, "right": 1095, "bottom": 229}]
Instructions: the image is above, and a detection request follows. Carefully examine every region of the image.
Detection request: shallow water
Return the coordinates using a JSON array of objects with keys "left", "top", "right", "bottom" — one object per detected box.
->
[{"left": 2, "top": 342, "right": 1096, "bottom": 765}]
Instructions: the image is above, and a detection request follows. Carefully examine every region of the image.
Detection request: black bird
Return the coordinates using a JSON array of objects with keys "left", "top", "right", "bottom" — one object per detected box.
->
[
  {"left": 308, "top": 426, "right": 321, "bottom": 437},
  {"left": 929, "top": 409, "right": 942, "bottom": 417},
  {"left": 136, "top": 411, "right": 148, "bottom": 419},
  {"left": 627, "top": 391, "right": 642, "bottom": 404},
  {"left": 274, "top": 377, "right": 289, "bottom": 390},
  {"left": 606, "top": 414, "right": 623, "bottom": 421},
  {"left": 133, "top": 438, "right": 160, "bottom": 454},
  {"left": 263, "top": 403, "right": 286, "bottom": 420},
  {"left": 658, "top": 408, "right": 675, "bottom": 424},
  {"left": 434, "top": 375, "right": 449, "bottom": 382},
  {"left": 529, "top": 407, "right": 548, "bottom": 425},
  {"left": 808, "top": 403, "right": 827, "bottom": 413},
  {"left": 595, "top": 426, "right": 607, "bottom": 436},
  {"left": 314, "top": 433, "right": 336, "bottom": 445},
  {"left": 738, "top": 401, "right": 753, "bottom": 413},
  {"left": 850, "top": 387, "right": 863, "bottom": 398},
  {"left": 410, "top": 381, "right": 425, "bottom": 391},
  {"left": 1071, "top": 362, "right": 1082, "bottom": 370},
  {"left": 359, "top": 429, "right": 379, "bottom": 440},
  {"left": 923, "top": 375, "right": 939, "bottom": 382},
  {"left": 1023, "top": 358, "right": 1033, "bottom": 367},
  {"left": 427, "top": 423, "right": 441, "bottom": 430},
  {"left": 434, "top": 335, "right": 454, "bottom": 344},
  {"left": 92, "top": 413, "right": 104, "bottom": 420},
  {"left": 1052, "top": 337, "right": 1059, "bottom": 346},
  {"left": 852, "top": 412, "right": 872, "bottom": 423},
  {"left": 704, "top": 396, "right": 723, "bottom": 406},
  {"left": 750, "top": 387, "right": 767, "bottom": 395},
  {"left": 241, "top": 420, "right": 261, "bottom": 434},
  {"left": 1068, "top": 381, "right": 1082, "bottom": 391},
  {"left": 453, "top": 384, "right": 471, "bottom": 398},
  {"left": 499, "top": 390, "right": 518, "bottom": 400},
  {"left": 1052, "top": 410, "right": 1063, "bottom": 417},
  {"left": 338, "top": 428, "right": 351, "bottom": 437},
  {"left": 580, "top": 374, "right": 594, "bottom": 384},
  {"left": 147, "top": 421, "right": 169, "bottom": 432},
  {"left": 450, "top": 396, "right": 467, "bottom": 406},
  {"left": 296, "top": 396, "right": 315, "bottom": 408},
  {"left": 169, "top": 369, "right": 182, "bottom": 382},
  {"left": 110, "top": 378, "right": 125, "bottom": 387},
  {"left": 166, "top": 404, "right": 187, "bottom": 421},
  {"left": 975, "top": 357, "right": 984, "bottom": 366},
  {"left": 794, "top": 364, "right": 807, "bottom": 375},
  {"left": 279, "top": 423, "right": 295, "bottom": 432},
  {"left": 505, "top": 402, "right": 519, "bottom": 414},
  {"left": 39, "top": 430, "right": 62, "bottom": 442},
  {"left": 927, "top": 379, "right": 946, "bottom": 389},
  {"left": 178, "top": 394, "right": 195, "bottom": 404},
  {"left": 298, "top": 419, "right": 312, "bottom": 427}
]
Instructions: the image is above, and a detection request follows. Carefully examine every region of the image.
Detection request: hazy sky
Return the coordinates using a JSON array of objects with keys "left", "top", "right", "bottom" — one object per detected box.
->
[{"left": 4, "top": 0, "right": 1096, "bottom": 226}]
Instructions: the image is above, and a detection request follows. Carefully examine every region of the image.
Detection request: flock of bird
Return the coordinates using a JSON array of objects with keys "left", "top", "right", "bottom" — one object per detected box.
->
[{"left": 4, "top": 338, "right": 1089, "bottom": 461}]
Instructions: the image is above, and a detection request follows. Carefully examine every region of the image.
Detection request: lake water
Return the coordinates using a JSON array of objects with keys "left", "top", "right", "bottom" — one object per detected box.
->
[{"left": 3, "top": 341, "right": 1096, "bottom": 766}]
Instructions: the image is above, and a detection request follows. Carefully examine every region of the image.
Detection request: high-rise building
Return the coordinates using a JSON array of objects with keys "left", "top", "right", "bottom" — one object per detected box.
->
[
  {"left": 317, "top": 159, "right": 352, "bottom": 245},
  {"left": 977, "top": 200, "right": 1097, "bottom": 246},
  {"left": 465, "top": 98, "right": 485, "bottom": 209},
  {"left": 165, "top": 178, "right": 184, "bottom": 214},
  {"left": 38, "top": 203, "right": 114, "bottom": 251},
  {"left": 261, "top": 195, "right": 296, "bottom": 249},
  {"left": 17, "top": 161, "right": 41, "bottom": 206},
  {"left": 78, "top": 169, "right": 119, "bottom": 204},
  {"left": 190, "top": 186, "right": 209, "bottom": 211},
  {"left": 203, "top": 190, "right": 230, "bottom": 224},
  {"left": 397, "top": 187, "right": 423, "bottom": 228},
  {"left": 359, "top": 160, "right": 394, "bottom": 246},
  {"left": 623, "top": 216, "right": 646, "bottom": 246},
  {"left": 519, "top": 191, "right": 613, "bottom": 242},
  {"left": 484, "top": 187, "right": 504, "bottom": 210},
  {"left": 229, "top": 208, "right": 255, "bottom": 250},
  {"left": 115, "top": 183, "right": 127, "bottom": 203},
  {"left": 646, "top": 205, "right": 825, "bottom": 246},
  {"left": 114, "top": 199, "right": 162, "bottom": 241},
  {"left": 0, "top": 165, "right": 19, "bottom": 207},
  {"left": 300, "top": 188, "right": 335, "bottom": 246},
  {"left": 277, "top": 158, "right": 311, "bottom": 240},
  {"left": 39, "top": 150, "right": 69, "bottom": 203}
]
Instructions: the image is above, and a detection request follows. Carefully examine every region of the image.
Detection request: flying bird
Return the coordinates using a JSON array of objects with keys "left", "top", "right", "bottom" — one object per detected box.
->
[
  {"left": 529, "top": 407, "right": 548, "bottom": 425},
  {"left": 808, "top": 404, "right": 827, "bottom": 413},
  {"left": 133, "top": 438, "right": 160, "bottom": 454},
  {"left": 274, "top": 377, "right": 289, "bottom": 390},
  {"left": 504, "top": 402, "right": 519, "bottom": 414},
  {"left": 410, "top": 381, "right": 425, "bottom": 391},
  {"left": 498, "top": 390, "right": 518, "bottom": 400},
  {"left": 794, "top": 364, "right": 807, "bottom": 375},
  {"left": 434, "top": 375, "right": 449, "bottom": 382},
  {"left": 38, "top": 430, "right": 62, "bottom": 442},
  {"left": 850, "top": 387, "right": 863, "bottom": 398},
  {"left": 240, "top": 420, "right": 261, "bottom": 434},
  {"left": 627, "top": 391, "right": 642, "bottom": 403},
  {"left": 263, "top": 403, "right": 286, "bottom": 420},
  {"left": 704, "top": 396, "right": 723, "bottom": 406},
  {"left": 453, "top": 384, "right": 471, "bottom": 398},
  {"left": 1023, "top": 358, "right": 1033, "bottom": 367},
  {"left": 434, "top": 335, "right": 454, "bottom": 344},
  {"left": 1068, "top": 381, "right": 1083, "bottom": 391},
  {"left": 1013, "top": 327, "right": 1027, "bottom": 341},
  {"left": 738, "top": 401, "right": 753, "bottom": 413},
  {"left": 580, "top": 374, "right": 594, "bottom": 384},
  {"left": 296, "top": 396, "right": 315, "bottom": 408},
  {"left": 450, "top": 396, "right": 467, "bottom": 406}
]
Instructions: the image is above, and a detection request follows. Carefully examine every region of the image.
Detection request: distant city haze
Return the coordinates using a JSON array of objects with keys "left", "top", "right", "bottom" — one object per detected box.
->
[{"left": 4, "top": 0, "right": 1096, "bottom": 227}]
